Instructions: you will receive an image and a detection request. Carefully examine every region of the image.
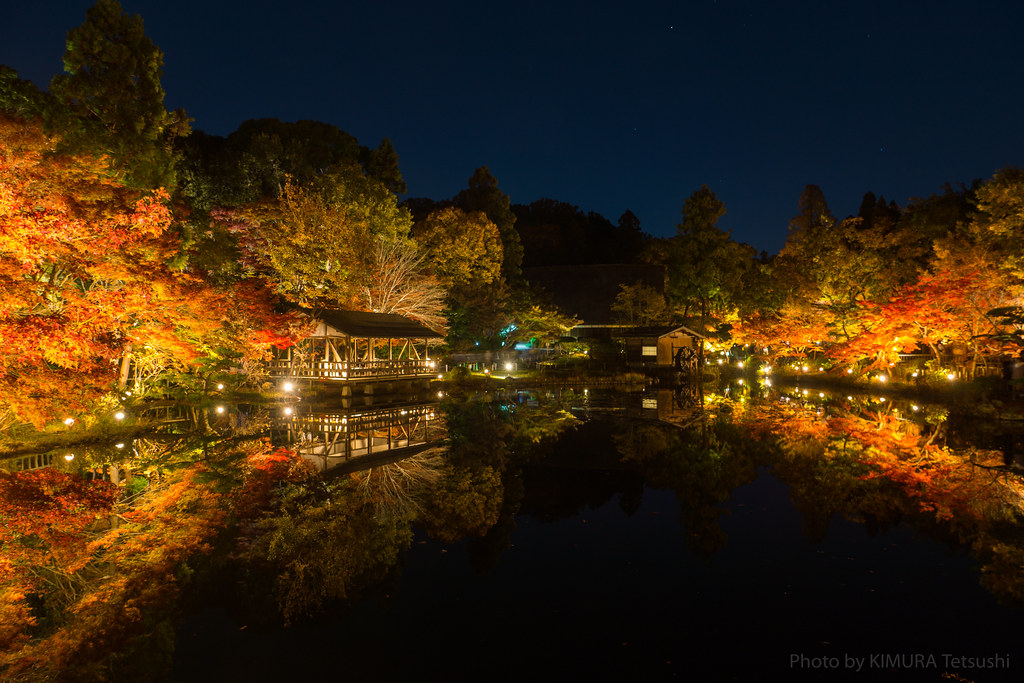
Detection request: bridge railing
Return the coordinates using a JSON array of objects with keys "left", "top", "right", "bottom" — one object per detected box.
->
[{"left": 269, "top": 358, "right": 438, "bottom": 380}]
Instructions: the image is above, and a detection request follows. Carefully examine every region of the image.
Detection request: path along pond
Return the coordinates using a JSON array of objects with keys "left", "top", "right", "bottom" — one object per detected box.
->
[{"left": 4, "top": 382, "right": 1023, "bottom": 682}]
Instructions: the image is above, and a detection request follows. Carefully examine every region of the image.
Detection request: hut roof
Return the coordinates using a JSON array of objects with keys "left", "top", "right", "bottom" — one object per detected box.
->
[
  {"left": 618, "top": 325, "right": 705, "bottom": 339},
  {"left": 310, "top": 309, "right": 443, "bottom": 339}
]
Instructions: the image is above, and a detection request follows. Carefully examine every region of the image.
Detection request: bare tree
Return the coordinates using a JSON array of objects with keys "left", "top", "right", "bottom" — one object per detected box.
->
[{"left": 360, "top": 237, "right": 448, "bottom": 332}]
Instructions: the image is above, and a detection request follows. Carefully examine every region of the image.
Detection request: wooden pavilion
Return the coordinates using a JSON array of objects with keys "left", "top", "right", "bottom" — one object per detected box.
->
[{"left": 270, "top": 309, "right": 443, "bottom": 383}]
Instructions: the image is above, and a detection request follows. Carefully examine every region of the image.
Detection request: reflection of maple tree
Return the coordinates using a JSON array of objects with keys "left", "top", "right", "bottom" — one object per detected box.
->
[
  {"left": 0, "top": 442, "right": 309, "bottom": 678},
  {"left": 0, "top": 468, "right": 117, "bottom": 588}
]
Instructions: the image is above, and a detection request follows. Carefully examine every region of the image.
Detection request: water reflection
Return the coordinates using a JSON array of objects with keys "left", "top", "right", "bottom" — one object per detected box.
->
[
  {"left": 4, "top": 383, "right": 1024, "bottom": 681},
  {"left": 274, "top": 400, "right": 444, "bottom": 475}
]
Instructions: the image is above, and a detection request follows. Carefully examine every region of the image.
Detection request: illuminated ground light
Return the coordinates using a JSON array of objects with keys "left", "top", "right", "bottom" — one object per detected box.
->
[
  {"left": 946, "top": 373, "right": 956, "bottom": 381},
  {"left": 802, "top": 365, "right": 809, "bottom": 372},
  {"left": 437, "top": 391, "right": 445, "bottom": 398},
  {"left": 912, "top": 405, "right": 920, "bottom": 411},
  {"left": 912, "top": 371, "right": 919, "bottom": 377},
  {"left": 764, "top": 379, "right": 772, "bottom": 387},
  {"left": 64, "top": 453, "right": 74, "bottom": 461},
  {"left": 819, "top": 392, "right": 825, "bottom": 398},
  {"left": 217, "top": 383, "right": 225, "bottom": 390},
  {"left": 114, "top": 411, "right": 126, "bottom": 420},
  {"left": 437, "top": 373, "right": 444, "bottom": 379},
  {"left": 877, "top": 375, "right": 888, "bottom": 383},
  {"left": 115, "top": 443, "right": 125, "bottom": 449},
  {"left": 504, "top": 362, "right": 514, "bottom": 372},
  {"left": 737, "top": 361, "right": 744, "bottom": 369},
  {"left": 802, "top": 389, "right": 809, "bottom": 395},
  {"left": 879, "top": 397, "right": 886, "bottom": 402},
  {"left": 717, "top": 359, "right": 723, "bottom": 365},
  {"left": 847, "top": 368, "right": 853, "bottom": 374},
  {"left": 283, "top": 382, "right": 295, "bottom": 392},
  {"left": 737, "top": 378, "right": 744, "bottom": 384},
  {"left": 215, "top": 406, "right": 225, "bottom": 414},
  {"left": 283, "top": 407, "right": 293, "bottom": 416},
  {"left": 64, "top": 417, "right": 75, "bottom": 426}
]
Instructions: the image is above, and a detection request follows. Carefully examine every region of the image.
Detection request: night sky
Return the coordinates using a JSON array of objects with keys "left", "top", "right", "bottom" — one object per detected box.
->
[{"left": 3, "top": 0, "right": 1023, "bottom": 255}]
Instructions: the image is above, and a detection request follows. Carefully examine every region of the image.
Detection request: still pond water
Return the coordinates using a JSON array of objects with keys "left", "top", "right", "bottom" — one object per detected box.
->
[{"left": 168, "top": 385, "right": 1023, "bottom": 683}]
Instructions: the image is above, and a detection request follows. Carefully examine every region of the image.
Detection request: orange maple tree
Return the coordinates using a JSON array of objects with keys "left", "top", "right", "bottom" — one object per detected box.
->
[{"left": 1, "top": 115, "right": 302, "bottom": 424}]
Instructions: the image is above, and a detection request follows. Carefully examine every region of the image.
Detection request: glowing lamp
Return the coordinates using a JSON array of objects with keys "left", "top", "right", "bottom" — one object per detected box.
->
[
  {"left": 505, "top": 362, "right": 514, "bottom": 371},
  {"left": 284, "top": 407, "right": 293, "bottom": 416},
  {"left": 114, "top": 411, "right": 125, "bottom": 420},
  {"left": 64, "top": 453, "right": 75, "bottom": 461},
  {"left": 64, "top": 417, "right": 75, "bottom": 426},
  {"left": 283, "top": 382, "right": 294, "bottom": 392},
  {"left": 216, "top": 406, "right": 225, "bottom": 414}
]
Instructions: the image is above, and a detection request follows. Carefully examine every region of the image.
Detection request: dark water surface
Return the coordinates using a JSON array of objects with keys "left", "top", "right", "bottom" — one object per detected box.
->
[{"left": 172, "top": 394, "right": 1024, "bottom": 683}]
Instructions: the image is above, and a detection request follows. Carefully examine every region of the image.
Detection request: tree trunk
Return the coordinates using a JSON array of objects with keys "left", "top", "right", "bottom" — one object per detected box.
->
[{"left": 118, "top": 343, "right": 132, "bottom": 390}]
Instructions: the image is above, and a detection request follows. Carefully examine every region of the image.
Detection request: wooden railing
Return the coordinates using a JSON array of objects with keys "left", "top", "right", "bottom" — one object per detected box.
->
[
  {"left": 7, "top": 452, "right": 57, "bottom": 472},
  {"left": 269, "top": 358, "right": 438, "bottom": 381},
  {"left": 289, "top": 403, "right": 438, "bottom": 434}
]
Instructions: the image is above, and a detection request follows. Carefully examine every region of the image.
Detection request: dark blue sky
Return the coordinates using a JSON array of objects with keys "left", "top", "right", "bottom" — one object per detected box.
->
[{"left": 3, "top": 0, "right": 1023, "bottom": 254}]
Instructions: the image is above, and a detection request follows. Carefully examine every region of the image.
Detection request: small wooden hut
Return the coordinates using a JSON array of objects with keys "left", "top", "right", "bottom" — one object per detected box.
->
[{"left": 622, "top": 325, "right": 704, "bottom": 368}]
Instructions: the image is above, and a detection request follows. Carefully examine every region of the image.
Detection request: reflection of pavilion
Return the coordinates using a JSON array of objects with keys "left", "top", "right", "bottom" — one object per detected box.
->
[{"left": 278, "top": 401, "right": 445, "bottom": 474}]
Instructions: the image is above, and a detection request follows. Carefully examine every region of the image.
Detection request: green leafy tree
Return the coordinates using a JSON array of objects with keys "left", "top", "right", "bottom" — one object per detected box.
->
[
  {"left": 610, "top": 282, "right": 669, "bottom": 325},
  {"left": 361, "top": 137, "right": 406, "bottom": 195},
  {"left": 970, "top": 166, "right": 1024, "bottom": 285},
  {"left": 48, "top": 0, "right": 190, "bottom": 189},
  {"left": 0, "top": 66, "right": 50, "bottom": 119},
  {"left": 237, "top": 167, "right": 413, "bottom": 308},
  {"left": 413, "top": 207, "right": 503, "bottom": 288},
  {"left": 455, "top": 167, "right": 523, "bottom": 280},
  {"left": 667, "top": 184, "right": 754, "bottom": 328}
]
